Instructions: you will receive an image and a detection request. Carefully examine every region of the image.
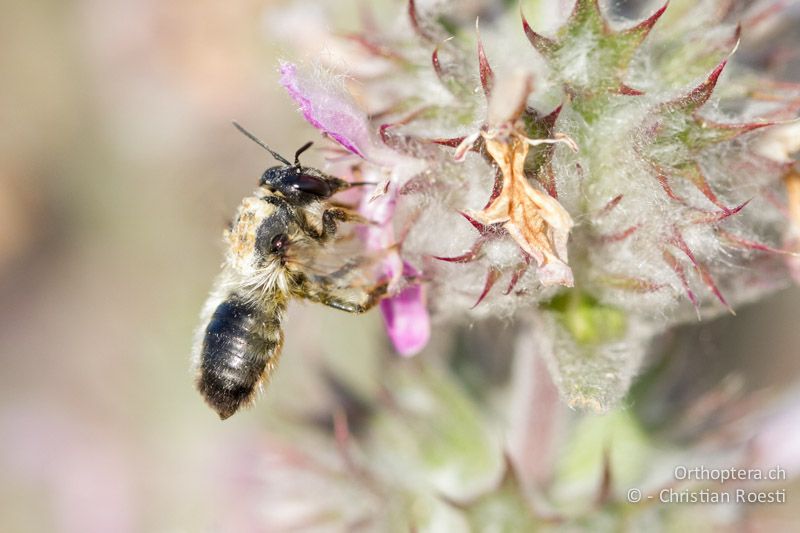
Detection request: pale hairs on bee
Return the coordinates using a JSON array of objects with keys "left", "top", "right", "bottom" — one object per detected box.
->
[{"left": 192, "top": 122, "right": 386, "bottom": 419}]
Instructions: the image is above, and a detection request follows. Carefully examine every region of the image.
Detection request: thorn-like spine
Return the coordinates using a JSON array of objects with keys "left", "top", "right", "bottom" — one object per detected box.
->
[
  {"left": 408, "top": 0, "right": 434, "bottom": 42},
  {"left": 460, "top": 211, "right": 498, "bottom": 235},
  {"left": 619, "top": 84, "right": 645, "bottom": 96},
  {"left": 476, "top": 18, "right": 494, "bottom": 97},
  {"left": 671, "top": 231, "right": 733, "bottom": 313},
  {"left": 678, "top": 60, "right": 728, "bottom": 109},
  {"left": 472, "top": 267, "right": 502, "bottom": 308},
  {"left": 521, "top": 8, "right": 556, "bottom": 54},
  {"left": 504, "top": 254, "right": 532, "bottom": 295},
  {"left": 623, "top": 1, "right": 669, "bottom": 39},
  {"left": 663, "top": 249, "right": 701, "bottom": 318},
  {"left": 431, "top": 46, "right": 444, "bottom": 80}
]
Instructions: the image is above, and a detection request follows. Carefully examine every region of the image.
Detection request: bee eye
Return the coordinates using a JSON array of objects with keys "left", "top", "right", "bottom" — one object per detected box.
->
[
  {"left": 269, "top": 233, "right": 289, "bottom": 254},
  {"left": 292, "top": 174, "right": 332, "bottom": 197},
  {"left": 255, "top": 210, "right": 291, "bottom": 258}
]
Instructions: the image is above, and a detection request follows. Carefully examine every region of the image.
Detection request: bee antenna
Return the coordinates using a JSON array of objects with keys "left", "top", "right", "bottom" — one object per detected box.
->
[
  {"left": 294, "top": 141, "right": 313, "bottom": 166},
  {"left": 232, "top": 121, "right": 292, "bottom": 166}
]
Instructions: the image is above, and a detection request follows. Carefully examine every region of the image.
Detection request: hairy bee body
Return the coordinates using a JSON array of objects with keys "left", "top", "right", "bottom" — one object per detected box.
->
[
  {"left": 193, "top": 128, "right": 387, "bottom": 419},
  {"left": 193, "top": 188, "right": 306, "bottom": 419},
  {"left": 196, "top": 296, "right": 284, "bottom": 420}
]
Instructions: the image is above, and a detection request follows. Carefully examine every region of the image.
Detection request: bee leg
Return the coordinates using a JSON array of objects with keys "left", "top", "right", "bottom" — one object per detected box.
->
[
  {"left": 320, "top": 207, "right": 371, "bottom": 240},
  {"left": 301, "top": 277, "right": 388, "bottom": 314},
  {"left": 296, "top": 207, "right": 368, "bottom": 244}
]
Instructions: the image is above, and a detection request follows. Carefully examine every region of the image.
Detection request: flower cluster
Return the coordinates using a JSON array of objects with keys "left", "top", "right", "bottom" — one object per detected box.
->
[
  {"left": 239, "top": 0, "right": 800, "bottom": 529},
  {"left": 275, "top": 0, "right": 800, "bottom": 412}
]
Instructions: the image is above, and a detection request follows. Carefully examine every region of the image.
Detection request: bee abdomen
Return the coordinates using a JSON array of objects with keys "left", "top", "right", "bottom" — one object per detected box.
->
[{"left": 197, "top": 297, "right": 282, "bottom": 419}]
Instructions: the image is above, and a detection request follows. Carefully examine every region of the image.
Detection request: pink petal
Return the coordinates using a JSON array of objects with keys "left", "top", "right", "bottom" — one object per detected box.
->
[
  {"left": 361, "top": 185, "right": 403, "bottom": 286},
  {"left": 380, "top": 263, "right": 430, "bottom": 357},
  {"left": 360, "top": 180, "right": 430, "bottom": 356},
  {"left": 279, "top": 61, "right": 371, "bottom": 159}
]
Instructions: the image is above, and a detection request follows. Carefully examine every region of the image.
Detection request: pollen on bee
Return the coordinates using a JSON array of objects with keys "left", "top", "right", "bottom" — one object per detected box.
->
[{"left": 194, "top": 157, "right": 391, "bottom": 419}]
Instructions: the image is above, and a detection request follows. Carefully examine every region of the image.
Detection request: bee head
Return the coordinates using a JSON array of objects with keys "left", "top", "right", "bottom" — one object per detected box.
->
[
  {"left": 232, "top": 122, "right": 362, "bottom": 205},
  {"left": 260, "top": 165, "right": 340, "bottom": 204}
]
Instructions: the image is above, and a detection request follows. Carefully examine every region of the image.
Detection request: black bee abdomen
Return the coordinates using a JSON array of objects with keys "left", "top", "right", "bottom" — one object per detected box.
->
[{"left": 197, "top": 298, "right": 273, "bottom": 420}]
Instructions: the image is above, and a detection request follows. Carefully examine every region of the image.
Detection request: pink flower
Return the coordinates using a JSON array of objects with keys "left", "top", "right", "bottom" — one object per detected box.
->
[
  {"left": 361, "top": 181, "right": 430, "bottom": 356},
  {"left": 279, "top": 60, "right": 430, "bottom": 355},
  {"left": 379, "top": 262, "right": 429, "bottom": 356},
  {"left": 279, "top": 61, "right": 370, "bottom": 159}
]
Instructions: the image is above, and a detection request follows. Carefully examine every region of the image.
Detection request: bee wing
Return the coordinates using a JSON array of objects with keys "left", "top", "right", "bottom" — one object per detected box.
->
[{"left": 285, "top": 233, "right": 389, "bottom": 288}]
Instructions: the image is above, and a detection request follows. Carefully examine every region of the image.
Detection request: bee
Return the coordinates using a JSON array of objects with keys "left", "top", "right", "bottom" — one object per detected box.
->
[{"left": 192, "top": 122, "right": 387, "bottom": 420}]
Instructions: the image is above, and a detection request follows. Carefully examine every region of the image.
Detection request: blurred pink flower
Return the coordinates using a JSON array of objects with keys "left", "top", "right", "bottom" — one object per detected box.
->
[
  {"left": 1, "top": 407, "right": 136, "bottom": 533},
  {"left": 750, "top": 390, "right": 800, "bottom": 479},
  {"left": 279, "top": 61, "right": 370, "bottom": 159}
]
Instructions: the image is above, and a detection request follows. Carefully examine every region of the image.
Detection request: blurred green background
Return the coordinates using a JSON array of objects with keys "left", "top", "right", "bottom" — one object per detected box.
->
[{"left": 1, "top": 0, "right": 799, "bottom": 531}]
